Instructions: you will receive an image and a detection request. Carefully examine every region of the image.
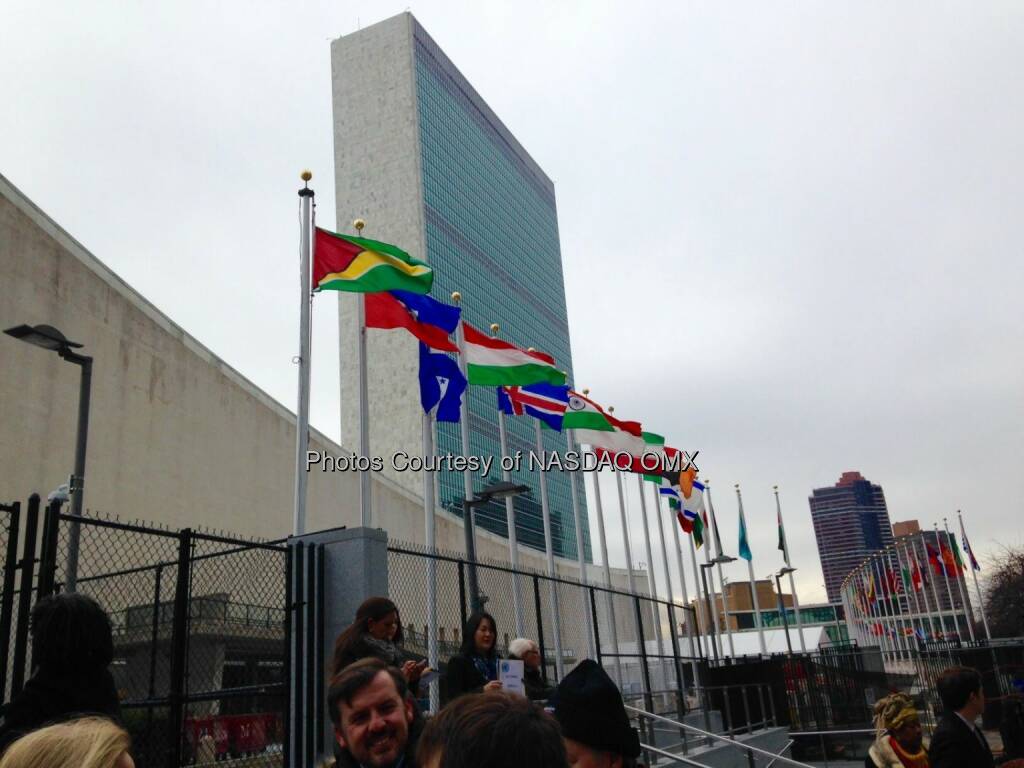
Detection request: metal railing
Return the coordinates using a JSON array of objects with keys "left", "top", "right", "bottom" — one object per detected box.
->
[
  {"left": 788, "top": 728, "right": 876, "bottom": 767},
  {"left": 625, "top": 704, "right": 814, "bottom": 768}
]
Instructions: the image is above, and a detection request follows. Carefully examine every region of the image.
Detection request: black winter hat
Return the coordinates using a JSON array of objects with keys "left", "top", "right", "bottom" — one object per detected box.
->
[{"left": 548, "top": 659, "right": 641, "bottom": 758}]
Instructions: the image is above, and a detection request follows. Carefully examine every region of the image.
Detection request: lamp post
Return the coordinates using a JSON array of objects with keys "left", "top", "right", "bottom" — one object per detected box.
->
[
  {"left": 5, "top": 324, "right": 92, "bottom": 590},
  {"left": 463, "top": 481, "right": 530, "bottom": 613},
  {"left": 699, "top": 562, "right": 719, "bottom": 662},
  {"left": 775, "top": 567, "right": 797, "bottom": 655}
]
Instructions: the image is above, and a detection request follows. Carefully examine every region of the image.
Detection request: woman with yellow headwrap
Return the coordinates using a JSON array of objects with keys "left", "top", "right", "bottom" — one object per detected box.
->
[{"left": 866, "top": 692, "right": 929, "bottom": 767}]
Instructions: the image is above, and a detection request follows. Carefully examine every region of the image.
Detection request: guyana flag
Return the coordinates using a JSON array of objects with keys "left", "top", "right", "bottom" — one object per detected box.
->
[{"left": 313, "top": 228, "right": 432, "bottom": 294}]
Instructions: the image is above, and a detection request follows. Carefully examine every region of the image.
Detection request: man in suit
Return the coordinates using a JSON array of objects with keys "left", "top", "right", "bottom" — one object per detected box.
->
[{"left": 929, "top": 666, "right": 994, "bottom": 768}]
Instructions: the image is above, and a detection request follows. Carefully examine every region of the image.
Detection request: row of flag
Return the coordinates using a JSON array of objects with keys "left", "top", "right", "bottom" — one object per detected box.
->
[
  {"left": 311, "top": 225, "right": 712, "bottom": 538},
  {"left": 841, "top": 516, "right": 990, "bottom": 652}
]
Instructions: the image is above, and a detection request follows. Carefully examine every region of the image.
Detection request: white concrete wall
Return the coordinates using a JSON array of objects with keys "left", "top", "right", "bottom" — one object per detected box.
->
[{"left": 0, "top": 172, "right": 599, "bottom": 581}]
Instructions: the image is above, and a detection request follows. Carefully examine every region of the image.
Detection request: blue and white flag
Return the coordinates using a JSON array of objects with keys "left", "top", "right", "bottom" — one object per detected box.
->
[
  {"left": 391, "top": 290, "right": 461, "bottom": 333},
  {"left": 418, "top": 343, "right": 467, "bottom": 423},
  {"left": 496, "top": 382, "right": 570, "bottom": 432}
]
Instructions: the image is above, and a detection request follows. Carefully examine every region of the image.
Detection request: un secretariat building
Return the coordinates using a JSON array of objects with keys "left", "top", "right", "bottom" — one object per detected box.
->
[{"left": 332, "top": 14, "right": 591, "bottom": 563}]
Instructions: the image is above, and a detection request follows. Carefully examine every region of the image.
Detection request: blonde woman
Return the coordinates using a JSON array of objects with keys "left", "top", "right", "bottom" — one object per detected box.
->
[{"left": 0, "top": 717, "right": 133, "bottom": 768}]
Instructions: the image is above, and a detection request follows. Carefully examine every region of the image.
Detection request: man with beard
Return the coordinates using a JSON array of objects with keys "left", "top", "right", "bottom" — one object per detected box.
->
[{"left": 328, "top": 657, "right": 423, "bottom": 768}]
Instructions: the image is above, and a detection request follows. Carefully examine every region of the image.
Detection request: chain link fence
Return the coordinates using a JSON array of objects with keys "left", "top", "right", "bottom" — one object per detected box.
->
[
  {"left": 0, "top": 496, "right": 288, "bottom": 767},
  {"left": 386, "top": 539, "right": 702, "bottom": 722}
]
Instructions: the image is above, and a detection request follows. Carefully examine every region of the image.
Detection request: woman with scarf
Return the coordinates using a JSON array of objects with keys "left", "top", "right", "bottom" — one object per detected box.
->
[
  {"left": 866, "top": 692, "right": 929, "bottom": 768},
  {"left": 330, "top": 597, "right": 427, "bottom": 687},
  {"left": 444, "top": 611, "right": 502, "bottom": 703}
]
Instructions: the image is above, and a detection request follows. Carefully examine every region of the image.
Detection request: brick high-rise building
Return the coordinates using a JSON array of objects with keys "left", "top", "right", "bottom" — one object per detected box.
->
[{"left": 810, "top": 471, "right": 894, "bottom": 603}]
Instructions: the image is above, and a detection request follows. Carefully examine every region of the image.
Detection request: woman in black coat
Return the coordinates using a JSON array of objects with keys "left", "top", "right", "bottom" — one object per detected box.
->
[
  {"left": 444, "top": 611, "right": 502, "bottom": 703},
  {"left": 0, "top": 594, "right": 121, "bottom": 754},
  {"left": 330, "top": 597, "right": 426, "bottom": 685}
]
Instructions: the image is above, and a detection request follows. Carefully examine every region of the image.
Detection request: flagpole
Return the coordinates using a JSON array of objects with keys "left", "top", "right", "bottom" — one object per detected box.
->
[
  {"left": 534, "top": 419, "right": 565, "bottom": 678},
  {"left": 920, "top": 532, "right": 950, "bottom": 642},
  {"left": 422, "top": 408, "right": 439, "bottom": 712},
  {"left": 673, "top": 504, "right": 705, "bottom": 658},
  {"left": 945, "top": 517, "right": 976, "bottom": 642},
  {"left": 888, "top": 547, "right": 912, "bottom": 656},
  {"left": 917, "top": 540, "right": 943, "bottom": 642},
  {"left": 567, "top": 429, "right": 597, "bottom": 659},
  {"left": 651, "top": 485, "right": 676, "bottom": 607},
  {"left": 906, "top": 540, "right": 935, "bottom": 641},
  {"left": 870, "top": 555, "right": 893, "bottom": 661},
  {"left": 897, "top": 542, "right": 925, "bottom": 646},
  {"left": 691, "top": 532, "right": 715, "bottom": 658},
  {"left": 589, "top": 456, "right": 623, "bottom": 684},
  {"left": 612, "top": 464, "right": 638, "bottom": 594},
  {"left": 351, "top": 219, "right": 373, "bottom": 528},
  {"left": 292, "top": 171, "right": 314, "bottom": 536},
  {"left": 451, "top": 292, "right": 481, "bottom": 610},
  {"left": 696, "top": 490, "right": 723, "bottom": 660},
  {"left": 935, "top": 523, "right": 963, "bottom": 641},
  {"left": 879, "top": 551, "right": 907, "bottom": 660},
  {"left": 959, "top": 511, "right": 991, "bottom": 641},
  {"left": 636, "top": 474, "right": 668, "bottom": 689},
  {"left": 774, "top": 487, "right": 807, "bottom": 652},
  {"left": 660, "top": 487, "right": 700, "bottom": 684},
  {"left": 490, "top": 325, "right": 526, "bottom": 636},
  {"left": 705, "top": 482, "right": 735, "bottom": 658},
  {"left": 735, "top": 485, "right": 767, "bottom": 655},
  {"left": 496, "top": 405, "right": 525, "bottom": 634}
]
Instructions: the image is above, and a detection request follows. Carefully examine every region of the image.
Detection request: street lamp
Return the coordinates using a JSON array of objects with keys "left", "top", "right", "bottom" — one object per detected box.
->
[
  {"left": 463, "top": 481, "right": 530, "bottom": 613},
  {"left": 775, "top": 567, "right": 797, "bottom": 655},
  {"left": 5, "top": 324, "right": 93, "bottom": 591}
]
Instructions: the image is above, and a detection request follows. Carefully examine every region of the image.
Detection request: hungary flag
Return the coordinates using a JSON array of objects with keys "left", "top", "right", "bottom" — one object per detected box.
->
[
  {"left": 313, "top": 228, "right": 432, "bottom": 294},
  {"left": 462, "top": 323, "right": 565, "bottom": 386}
]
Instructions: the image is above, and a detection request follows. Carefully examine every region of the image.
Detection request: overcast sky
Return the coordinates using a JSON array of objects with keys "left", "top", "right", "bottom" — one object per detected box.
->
[{"left": 3, "top": 1, "right": 1023, "bottom": 603}]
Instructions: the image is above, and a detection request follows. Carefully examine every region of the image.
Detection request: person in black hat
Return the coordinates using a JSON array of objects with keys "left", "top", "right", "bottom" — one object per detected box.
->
[{"left": 547, "top": 660, "right": 642, "bottom": 768}]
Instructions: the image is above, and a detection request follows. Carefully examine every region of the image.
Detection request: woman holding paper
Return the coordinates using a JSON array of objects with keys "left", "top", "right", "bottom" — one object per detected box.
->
[
  {"left": 444, "top": 611, "right": 503, "bottom": 702},
  {"left": 509, "top": 637, "right": 555, "bottom": 702}
]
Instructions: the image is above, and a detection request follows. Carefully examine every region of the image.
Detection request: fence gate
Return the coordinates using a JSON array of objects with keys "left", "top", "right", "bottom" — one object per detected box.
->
[{"left": 0, "top": 495, "right": 290, "bottom": 768}]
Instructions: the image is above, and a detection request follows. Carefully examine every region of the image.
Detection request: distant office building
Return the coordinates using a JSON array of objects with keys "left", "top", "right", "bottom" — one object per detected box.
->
[
  {"left": 810, "top": 471, "right": 895, "bottom": 603},
  {"left": 331, "top": 14, "right": 589, "bottom": 561}
]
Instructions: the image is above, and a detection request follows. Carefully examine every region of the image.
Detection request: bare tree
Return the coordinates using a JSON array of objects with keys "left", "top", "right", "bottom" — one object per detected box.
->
[{"left": 984, "top": 546, "right": 1024, "bottom": 639}]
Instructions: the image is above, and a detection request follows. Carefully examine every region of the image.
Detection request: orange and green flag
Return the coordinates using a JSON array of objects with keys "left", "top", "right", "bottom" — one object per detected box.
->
[{"left": 313, "top": 228, "right": 432, "bottom": 294}]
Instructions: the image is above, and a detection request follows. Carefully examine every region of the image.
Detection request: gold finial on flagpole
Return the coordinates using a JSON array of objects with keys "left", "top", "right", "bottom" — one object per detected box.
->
[
  {"left": 353, "top": 218, "right": 365, "bottom": 232},
  {"left": 490, "top": 323, "right": 500, "bottom": 335},
  {"left": 607, "top": 406, "right": 614, "bottom": 413},
  {"left": 300, "top": 170, "right": 312, "bottom": 182},
  {"left": 527, "top": 347, "right": 535, "bottom": 353},
  {"left": 582, "top": 388, "right": 590, "bottom": 395},
  {"left": 773, "top": 485, "right": 778, "bottom": 491},
  {"left": 451, "top": 291, "right": 461, "bottom": 304}
]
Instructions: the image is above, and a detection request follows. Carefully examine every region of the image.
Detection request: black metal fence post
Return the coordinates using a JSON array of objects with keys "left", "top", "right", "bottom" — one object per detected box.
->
[
  {"left": 166, "top": 527, "right": 192, "bottom": 768},
  {"left": 11, "top": 494, "right": 40, "bottom": 698},
  {"left": 282, "top": 541, "right": 293, "bottom": 768},
  {"left": 457, "top": 560, "right": 467, "bottom": 632},
  {"left": 633, "top": 595, "right": 656, "bottom": 752},
  {"left": 589, "top": 587, "right": 601, "bottom": 666},
  {"left": 305, "top": 544, "right": 317, "bottom": 765},
  {"left": 0, "top": 501, "right": 21, "bottom": 697},
  {"left": 290, "top": 542, "right": 305, "bottom": 766},
  {"left": 533, "top": 575, "right": 548, "bottom": 680},
  {"left": 36, "top": 499, "right": 61, "bottom": 599}
]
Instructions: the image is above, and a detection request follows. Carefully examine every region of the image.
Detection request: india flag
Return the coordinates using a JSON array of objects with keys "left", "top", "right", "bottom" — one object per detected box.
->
[{"left": 563, "top": 391, "right": 645, "bottom": 456}]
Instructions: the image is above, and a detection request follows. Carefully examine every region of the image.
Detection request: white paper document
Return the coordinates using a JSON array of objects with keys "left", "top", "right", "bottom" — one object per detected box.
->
[{"left": 499, "top": 659, "right": 525, "bottom": 695}]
